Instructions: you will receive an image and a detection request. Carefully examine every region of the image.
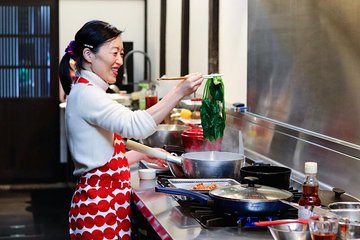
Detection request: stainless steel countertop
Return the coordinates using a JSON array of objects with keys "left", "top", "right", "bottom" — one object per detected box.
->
[{"left": 130, "top": 164, "right": 273, "bottom": 240}]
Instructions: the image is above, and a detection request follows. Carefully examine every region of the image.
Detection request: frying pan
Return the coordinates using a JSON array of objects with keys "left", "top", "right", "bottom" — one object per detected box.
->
[
  {"left": 126, "top": 139, "right": 244, "bottom": 179},
  {"left": 155, "top": 177, "right": 293, "bottom": 216}
]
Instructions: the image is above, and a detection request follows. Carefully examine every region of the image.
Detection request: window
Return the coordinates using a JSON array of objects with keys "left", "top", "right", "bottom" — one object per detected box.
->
[{"left": 0, "top": 1, "right": 56, "bottom": 98}]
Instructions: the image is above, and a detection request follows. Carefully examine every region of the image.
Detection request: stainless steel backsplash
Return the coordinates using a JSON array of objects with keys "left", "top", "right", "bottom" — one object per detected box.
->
[
  {"left": 248, "top": 0, "right": 360, "bottom": 145},
  {"left": 223, "top": 0, "right": 360, "bottom": 198}
]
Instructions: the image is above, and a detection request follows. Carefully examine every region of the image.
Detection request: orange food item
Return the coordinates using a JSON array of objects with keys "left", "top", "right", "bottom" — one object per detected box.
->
[
  {"left": 191, "top": 182, "right": 221, "bottom": 190},
  {"left": 191, "top": 111, "right": 201, "bottom": 119}
]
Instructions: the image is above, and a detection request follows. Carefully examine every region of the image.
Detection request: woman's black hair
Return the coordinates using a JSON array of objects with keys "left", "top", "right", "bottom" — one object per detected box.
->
[{"left": 59, "top": 20, "right": 123, "bottom": 95}]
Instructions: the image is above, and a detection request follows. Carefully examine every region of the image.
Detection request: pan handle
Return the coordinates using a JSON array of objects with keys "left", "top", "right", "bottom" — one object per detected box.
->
[
  {"left": 155, "top": 186, "right": 211, "bottom": 204},
  {"left": 126, "top": 139, "right": 182, "bottom": 165},
  {"left": 254, "top": 219, "right": 309, "bottom": 227}
]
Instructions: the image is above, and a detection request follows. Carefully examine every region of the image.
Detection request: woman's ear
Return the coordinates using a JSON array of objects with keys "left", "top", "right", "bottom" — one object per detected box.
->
[{"left": 83, "top": 48, "right": 92, "bottom": 63}]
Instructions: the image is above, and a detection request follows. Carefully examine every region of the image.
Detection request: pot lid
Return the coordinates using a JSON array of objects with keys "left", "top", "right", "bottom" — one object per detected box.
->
[
  {"left": 209, "top": 177, "right": 293, "bottom": 202},
  {"left": 319, "top": 188, "right": 360, "bottom": 206}
]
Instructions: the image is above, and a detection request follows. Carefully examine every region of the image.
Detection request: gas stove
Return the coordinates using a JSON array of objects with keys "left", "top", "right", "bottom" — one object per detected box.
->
[{"left": 157, "top": 175, "right": 302, "bottom": 229}]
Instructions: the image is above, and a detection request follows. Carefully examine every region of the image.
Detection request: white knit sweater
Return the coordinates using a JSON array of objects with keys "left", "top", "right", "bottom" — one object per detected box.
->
[{"left": 65, "top": 70, "right": 157, "bottom": 176}]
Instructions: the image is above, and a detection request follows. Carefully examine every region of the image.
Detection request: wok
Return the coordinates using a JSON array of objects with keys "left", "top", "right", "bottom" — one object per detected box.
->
[
  {"left": 126, "top": 139, "right": 244, "bottom": 179},
  {"left": 155, "top": 177, "right": 293, "bottom": 216}
]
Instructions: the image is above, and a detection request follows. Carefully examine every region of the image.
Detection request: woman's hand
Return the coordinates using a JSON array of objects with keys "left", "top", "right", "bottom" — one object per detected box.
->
[
  {"left": 175, "top": 73, "right": 203, "bottom": 97},
  {"left": 126, "top": 149, "right": 167, "bottom": 167},
  {"left": 141, "top": 148, "right": 168, "bottom": 167},
  {"left": 146, "top": 72, "right": 204, "bottom": 124}
]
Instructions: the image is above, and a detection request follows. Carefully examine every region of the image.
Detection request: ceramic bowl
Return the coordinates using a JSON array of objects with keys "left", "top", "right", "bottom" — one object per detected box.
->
[{"left": 138, "top": 168, "right": 157, "bottom": 180}]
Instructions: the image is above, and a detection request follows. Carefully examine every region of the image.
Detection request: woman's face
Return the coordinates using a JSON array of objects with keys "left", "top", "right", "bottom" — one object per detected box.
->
[{"left": 90, "top": 36, "right": 124, "bottom": 84}]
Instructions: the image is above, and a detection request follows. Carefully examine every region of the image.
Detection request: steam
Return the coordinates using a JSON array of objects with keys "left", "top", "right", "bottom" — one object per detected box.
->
[{"left": 221, "top": 128, "right": 244, "bottom": 154}]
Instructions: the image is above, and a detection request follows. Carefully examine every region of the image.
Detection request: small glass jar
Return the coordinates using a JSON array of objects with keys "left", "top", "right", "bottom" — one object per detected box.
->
[{"left": 145, "top": 85, "right": 158, "bottom": 109}]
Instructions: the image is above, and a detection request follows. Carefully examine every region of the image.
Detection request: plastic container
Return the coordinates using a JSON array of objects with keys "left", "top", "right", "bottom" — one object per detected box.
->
[
  {"left": 138, "top": 82, "right": 149, "bottom": 110},
  {"left": 138, "top": 168, "right": 156, "bottom": 180}
]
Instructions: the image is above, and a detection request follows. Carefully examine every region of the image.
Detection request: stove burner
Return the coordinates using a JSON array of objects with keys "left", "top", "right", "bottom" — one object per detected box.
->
[
  {"left": 188, "top": 204, "right": 299, "bottom": 229},
  {"left": 157, "top": 176, "right": 302, "bottom": 229},
  {"left": 238, "top": 216, "right": 273, "bottom": 228}
]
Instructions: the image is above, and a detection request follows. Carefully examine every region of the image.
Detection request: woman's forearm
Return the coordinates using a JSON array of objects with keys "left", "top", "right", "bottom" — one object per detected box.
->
[{"left": 145, "top": 87, "right": 183, "bottom": 124}]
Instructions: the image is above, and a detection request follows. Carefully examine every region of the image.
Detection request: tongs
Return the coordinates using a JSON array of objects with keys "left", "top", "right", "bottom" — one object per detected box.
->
[{"left": 158, "top": 73, "right": 223, "bottom": 80}]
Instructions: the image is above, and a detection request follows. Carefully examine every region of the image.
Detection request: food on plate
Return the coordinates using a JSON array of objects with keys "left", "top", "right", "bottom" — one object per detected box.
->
[
  {"left": 180, "top": 109, "right": 192, "bottom": 120},
  {"left": 191, "top": 110, "right": 201, "bottom": 119},
  {"left": 191, "top": 97, "right": 202, "bottom": 102},
  {"left": 200, "top": 74, "right": 226, "bottom": 141},
  {"left": 191, "top": 182, "right": 221, "bottom": 190}
]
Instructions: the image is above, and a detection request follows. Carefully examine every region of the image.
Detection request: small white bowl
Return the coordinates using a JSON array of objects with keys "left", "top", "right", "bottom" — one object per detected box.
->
[{"left": 138, "top": 169, "right": 157, "bottom": 180}]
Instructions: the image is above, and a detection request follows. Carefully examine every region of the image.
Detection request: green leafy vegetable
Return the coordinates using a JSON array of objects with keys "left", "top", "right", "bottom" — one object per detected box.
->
[{"left": 200, "top": 75, "right": 226, "bottom": 141}]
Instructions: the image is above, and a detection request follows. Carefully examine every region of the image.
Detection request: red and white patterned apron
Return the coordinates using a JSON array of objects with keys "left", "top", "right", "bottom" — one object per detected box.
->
[{"left": 69, "top": 78, "right": 131, "bottom": 240}]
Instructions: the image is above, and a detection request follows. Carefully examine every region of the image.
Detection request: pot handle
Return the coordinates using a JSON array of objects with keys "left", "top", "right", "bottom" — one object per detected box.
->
[
  {"left": 126, "top": 139, "right": 182, "bottom": 165},
  {"left": 254, "top": 219, "right": 309, "bottom": 227},
  {"left": 155, "top": 186, "right": 211, "bottom": 204}
]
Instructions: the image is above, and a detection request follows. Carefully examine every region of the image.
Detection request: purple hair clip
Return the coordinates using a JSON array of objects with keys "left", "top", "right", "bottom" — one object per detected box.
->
[{"left": 65, "top": 40, "right": 76, "bottom": 57}]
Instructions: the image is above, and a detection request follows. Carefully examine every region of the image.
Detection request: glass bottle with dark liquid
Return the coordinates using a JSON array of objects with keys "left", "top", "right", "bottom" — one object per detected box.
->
[{"left": 298, "top": 162, "right": 321, "bottom": 219}]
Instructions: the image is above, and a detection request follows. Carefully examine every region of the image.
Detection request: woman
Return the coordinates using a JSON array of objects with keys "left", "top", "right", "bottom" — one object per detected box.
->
[{"left": 59, "top": 20, "right": 203, "bottom": 240}]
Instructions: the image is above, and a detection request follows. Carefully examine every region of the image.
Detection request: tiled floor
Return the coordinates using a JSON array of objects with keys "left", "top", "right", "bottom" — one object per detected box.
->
[{"left": 0, "top": 185, "right": 74, "bottom": 240}]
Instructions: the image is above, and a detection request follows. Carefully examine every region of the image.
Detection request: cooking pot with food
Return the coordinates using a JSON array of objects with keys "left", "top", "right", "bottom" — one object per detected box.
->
[{"left": 126, "top": 139, "right": 244, "bottom": 179}]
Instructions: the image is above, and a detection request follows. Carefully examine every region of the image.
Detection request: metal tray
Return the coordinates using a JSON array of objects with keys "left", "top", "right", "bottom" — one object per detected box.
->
[{"left": 168, "top": 178, "right": 240, "bottom": 193}]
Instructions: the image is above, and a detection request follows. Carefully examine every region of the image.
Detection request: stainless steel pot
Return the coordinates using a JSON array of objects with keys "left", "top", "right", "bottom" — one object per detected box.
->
[
  {"left": 328, "top": 202, "right": 360, "bottom": 240},
  {"left": 342, "top": 222, "right": 360, "bottom": 240},
  {"left": 328, "top": 202, "right": 360, "bottom": 222},
  {"left": 141, "top": 124, "right": 190, "bottom": 148},
  {"left": 126, "top": 139, "right": 244, "bottom": 179}
]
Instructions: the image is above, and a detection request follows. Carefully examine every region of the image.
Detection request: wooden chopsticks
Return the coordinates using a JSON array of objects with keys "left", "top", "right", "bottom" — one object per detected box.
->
[
  {"left": 157, "top": 76, "right": 187, "bottom": 80},
  {"left": 158, "top": 74, "right": 223, "bottom": 81}
]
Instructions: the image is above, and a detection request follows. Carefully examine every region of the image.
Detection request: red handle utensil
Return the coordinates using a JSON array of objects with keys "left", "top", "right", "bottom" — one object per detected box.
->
[{"left": 254, "top": 219, "right": 309, "bottom": 227}]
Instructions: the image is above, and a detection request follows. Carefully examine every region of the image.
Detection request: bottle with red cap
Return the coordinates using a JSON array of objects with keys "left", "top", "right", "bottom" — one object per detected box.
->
[{"left": 298, "top": 162, "right": 322, "bottom": 219}]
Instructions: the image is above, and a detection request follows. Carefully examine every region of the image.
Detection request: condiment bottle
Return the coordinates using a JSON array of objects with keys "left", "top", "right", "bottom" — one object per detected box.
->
[
  {"left": 298, "top": 162, "right": 322, "bottom": 219},
  {"left": 138, "top": 82, "right": 149, "bottom": 110}
]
